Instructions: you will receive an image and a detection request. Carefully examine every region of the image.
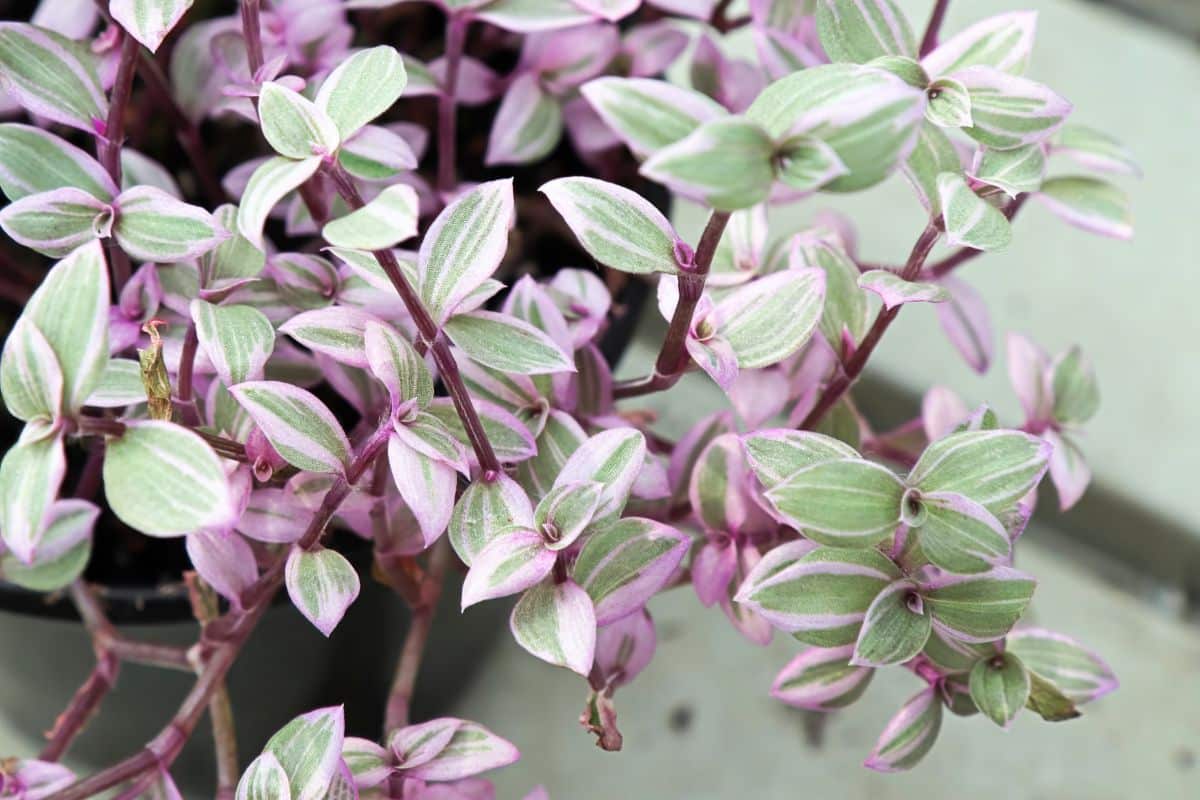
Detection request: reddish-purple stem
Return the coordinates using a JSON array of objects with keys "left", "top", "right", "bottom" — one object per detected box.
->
[
  {"left": 97, "top": 31, "right": 140, "bottom": 291},
  {"left": 437, "top": 14, "right": 468, "bottom": 196},
  {"left": 240, "top": 0, "right": 265, "bottom": 75},
  {"left": 919, "top": 0, "right": 952, "bottom": 58}
]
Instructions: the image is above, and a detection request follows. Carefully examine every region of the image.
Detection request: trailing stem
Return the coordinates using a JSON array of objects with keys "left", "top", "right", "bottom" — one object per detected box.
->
[{"left": 437, "top": 14, "right": 468, "bottom": 196}]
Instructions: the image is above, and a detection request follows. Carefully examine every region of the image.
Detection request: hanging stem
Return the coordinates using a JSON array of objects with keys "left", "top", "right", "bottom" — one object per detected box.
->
[
  {"left": 240, "top": 0, "right": 265, "bottom": 75},
  {"left": 96, "top": 31, "right": 140, "bottom": 291},
  {"left": 613, "top": 210, "right": 732, "bottom": 399},
  {"left": 799, "top": 222, "right": 942, "bottom": 430},
  {"left": 186, "top": 574, "right": 239, "bottom": 800},
  {"left": 919, "top": 0, "right": 952, "bottom": 58},
  {"left": 437, "top": 14, "right": 468, "bottom": 196},
  {"left": 322, "top": 161, "right": 502, "bottom": 477}
]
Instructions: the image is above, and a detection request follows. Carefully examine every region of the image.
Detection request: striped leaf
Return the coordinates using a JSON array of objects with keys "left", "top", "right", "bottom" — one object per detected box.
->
[
  {"left": 0, "top": 123, "right": 115, "bottom": 201},
  {"left": 114, "top": 185, "right": 228, "bottom": 263},
  {"left": 771, "top": 645, "right": 875, "bottom": 711},
  {"left": 363, "top": 321, "right": 433, "bottom": 411},
  {"left": 398, "top": 721, "right": 520, "bottom": 782},
  {"left": 902, "top": 121, "right": 962, "bottom": 212},
  {"left": 341, "top": 738, "right": 390, "bottom": 790},
  {"left": 110, "top": 0, "right": 195, "bottom": 52},
  {"left": 0, "top": 23, "right": 107, "bottom": 133},
  {"left": 641, "top": 117, "right": 775, "bottom": 211},
  {"left": 555, "top": 428, "right": 645, "bottom": 521},
  {"left": 742, "top": 429, "right": 859, "bottom": 488},
  {"left": 485, "top": 73, "right": 562, "bottom": 166},
  {"left": 449, "top": 474, "right": 534, "bottom": 566},
  {"left": 716, "top": 268, "right": 825, "bottom": 368},
  {"left": 425, "top": 398, "right": 537, "bottom": 466},
  {"left": 573, "top": 517, "right": 689, "bottom": 625},
  {"left": 937, "top": 172, "right": 1010, "bottom": 250},
  {"left": 936, "top": 276, "right": 992, "bottom": 373},
  {"left": 689, "top": 433, "right": 757, "bottom": 535},
  {"left": 580, "top": 77, "right": 727, "bottom": 159},
  {"left": 514, "top": 409, "right": 585, "bottom": 497},
  {"left": 322, "top": 183, "right": 418, "bottom": 250},
  {"left": 0, "top": 320, "right": 63, "bottom": 423},
  {"left": 339, "top": 125, "right": 418, "bottom": 180},
  {"left": 0, "top": 498, "right": 96, "bottom": 592},
  {"left": 201, "top": 204, "right": 266, "bottom": 282},
  {"left": 191, "top": 300, "right": 275, "bottom": 386},
  {"left": 444, "top": 311, "right": 573, "bottom": 375},
  {"left": 921, "top": 566, "right": 1036, "bottom": 643},
  {"left": 393, "top": 411, "right": 470, "bottom": 475},
  {"left": 509, "top": 578, "right": 596, "bottom": 676},
  {"left": 270, "top": 253, "right": 340, "bottom": 310},
  {"left": 279, "top": 307, "right": 380, "bottom": 369},
  {"left": 0, "top": 187, "right": 110, "bottom": 257},
  {"left": 0, "top": 429, "right": 66, "bottom": 563},
  {"left": 858, "top": 270, "right": 948, "bottom": 310},
  {"left": 534, "top": 480, "right": 601, "bottom": 551},
  {"left": 264, "top": 706, "right": 344, "bottom": 800},
  {"left": 102, "top": 420, "right": 234, "bottom": 537},
  {"left": 315, "top": 45, "right": 407, "bottom": 141},
  {"left": 1035, "top": 176, "right": 1132, "bottom": 240},
  {"left": 864, "top": 687, "right": 942, "bottom": 772},
  {"left": 851, "top": 579, "right": 931, "bottom": 667},
  {"left": 237, "top": 156, "right": 322, "bottom": 249},
  {"left": 461, "top": 528, "right": 555, "bottom": 609},
  {"left": 957, "top": 66, "right": 1072, "bottom": 150},
  {"left": 921, "top": 625, "right": 997, "bottom": 673},
  {"left": 230, "top": 382, "right": 352, "bottom": 475},
  {"left": 972, "top": 144, "right": 1045, "bottom": 198},
  {"left": 540, "top": 177, "right": 683, "bottom": 276},
  {"left": 791, "top": 238, "right": 869, "bottom": 354},
  {"left": 236, "top": 752, "right": 291, "bottom": 800},
  {"left": 386, "top": 718, "right": 458, "bottom": 768},
  {"left": 259, "top": 82, "right": 340, "bottom": 159},
  {"left": 1007, "top": 628, "right": 1117, "bottom": 704},
  {"left": 387, "top": 434, "right": 456, "bottom": 546},
  {"left": 1051, "top": 346, "right": 1099, "bottom": 425},
  {"left": 22, "top": 240, "right": 109, "bottom": 412},
  {"left": 909, "top": 429, "right": 1050, "bottom": 517},
  {"left": 913, "top": 491, "right": 1011, "bottom": 574},
  {"left": 286, "top": 546, "right": 361, "bottom": 637},
  {"left": 764, "top": 458, "right": 904, "bottom": 548},
  {"left": 925, "top": 77, "right": 972, "bottom": 128},
  {"left": 774, "top": 134, "right": 849, "bottom": 191},
  {"left": 969, "top": 650, "right": 1030, "bottom": 728},
  {"left": 815, "top": 0, "right": 916, "bottom": 63},
  {"left": 746, "top": 64, "right": 925, "bottom": 192},
  {"left": 736, "top": 545, "right": 900, "bottom": 645},
  {"left": 1050, "top": 123, "right": 1139, "bottom": 176},
  {"left": 920, "top": 11, "right": 1037, "bottom": 77},
  {"left": 418, "top": 179, "right": 514, "bottom": 323}
]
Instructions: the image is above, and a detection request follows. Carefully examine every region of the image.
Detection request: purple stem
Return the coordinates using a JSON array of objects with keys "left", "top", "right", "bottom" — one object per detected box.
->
[
  {"left": 436, "top": 14, "right": 468, "bottom": 196},
  {"left": 919, "top": 0, "right": 952, "bottom": 58},
  {"left": 240, "top": 0, "right": 265, "bottom": 75},
  {"left": 97, "top": 31, "right": 140, "bottom": 291}
]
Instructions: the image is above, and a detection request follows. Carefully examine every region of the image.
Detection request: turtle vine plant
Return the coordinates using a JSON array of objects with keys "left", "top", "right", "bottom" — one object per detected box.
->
[{"left": 0, "top": 0, "right": 1130, "bottom": 797}]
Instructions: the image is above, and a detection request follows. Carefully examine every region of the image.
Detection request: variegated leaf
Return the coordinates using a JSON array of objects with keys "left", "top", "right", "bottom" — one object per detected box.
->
[
  {"left": 0, "top": 498, "right": 95, "bottom": 591},
  {"left": 851, "top": 578, "right": 931, "bottom": 667},
  {"left": 236, "top": 752, "right": 291, "bottom": 800},
  {"left": 186, "top": 528, "right": 257, "bottom": 610},
  {"left": 387, "top": 434, "right": 456, "bottom": 546},
  {"left": 0, "top": 320, "right": 63, "bottom": 423},
  {"left": 555, "top": 428, "right": 645, "bottom": 521},
  {"left": 968, "top": 650, "right": 1030, "bottom": 728},
  {"left": 858, "top": 270, "right": 949, "bottom": 310},
  {"left": 921, "top": 566, "right": 1036, "bottom": 643},
  {"left": 202, "top": 204, "right": 266, "bottom": 282},
  {"left": 259, "top": 81, "right": 341, "bottom": 159},
  {"left": 815, "top": 0, "right": 916, "bottom": 64},
  {"left": 1050, "top": 123, "right": 1139, "bottom": 176},
  {"left": 0, "top": 187, "right": 110, "bottom": 257},
  {"left": 475, "top": 0, "right": 594, "bottom": 34},
  {"left": 363, "top": 321, "right": 433, "bottom": 411},
  {"left": 425, "top": 399, "right": 537, "bottom": 466},
  {"left": 774, "top": 134, "right": 849, "bottom": 191},
  {"left": 191, "top": 300, "right": 275, "bottom": 386},
  {"left": 772, "top": 645, "right": 875, "bottom": 711},
  {"left": 0, "top": 23, "right": 107, "bottom": 132},
  {"left": 444, "top": 311, "right": 574, "bottom": 375},
  {"left": 715, "top": 268, "right": 825, "bottom": 368},
  {"left": 461, "top": 528, "right": 555, "bottom": 609},
  {"left": 864, "top": 687, "right": 942, "bottom": 772},
  {"left": 279, "top": 306, "right": 380, "bottom": 369},
  {"left": 1036, "top": 176, "right": 1132, "bottom": 240},
  {"left": 580, "top": 76, "right": 727, "bottom": 159},
  {"left": 0, "top": 429, "right": 66, "bottom": 563},
  {"left": 920, "top": 11, "right": 1037, "bottom": 77},
  {"left": 791, "top": 238, "right": 869, "bottom": 353},
  {"left": 509, "top": 578, "right": 596, "bottom": 676},
  {"left": 925, "top": 77, "right": 972, "bottom": 128},
  {"left": 741, "top": 429, "right": 859, "bottom": 488},
  {"left": 764, "top": 458, "right": 904, "bottom": 548},
  {"left": 902, "top": 121, "right": 962, "bottom": 212},
  {"left": 514, "top": 409, "right": 585, "bottom": 497},
  {"left": 0, "top": 123, "right": 115, "bottom": 201},
  {"left": 937, "top": 172, "right": 1010, "bottom": 250},
  {"left": 322, "top": 183, "right": 418, "bottom": 250},
  {"left": 110, "top": 0, "right": 195, "bottom": 53},
  {"left": 957, "top": 66, "right": 1072, "bottom": 150},
  {"left": 485, "top": 73, "right": 562, "bottom": 165},
  {"left": 972, "top": 144, "right": 1045, "bottom": 198},
  {"left": 112, "top": 185, "right": 228, "bottom": 263},
  {"left": 573, "top": 517, "right": 689, "bottom": 625},
  {"left": 398, "top": 721, "right": 520, "bottom": 782},
  {"left": 533, "top": 480, "right": 601, "bottom": 551},
  {"left": 449, "top": 474, "right": 535, "bottom": 566},
  {"left": 909, "top": 429, "right": 1050, "bottom": 517},
  {"left": 102, "top": 421, "right": 234, "bottom": 537},
  {"left": 912, "top": 490, "right": 1011, "bottom": 574},
  {"left": 641, "top": 117, "right": 775, "bottom": 211},
  {"left": 1007, "top": 628, "right": 1118, "bottom": 704},
  {"left": 237, "top": 156, "right": 322, "bottom": 249},
  {"left": 936, "top": 275, "right": 992, "bottom": 373},
  {"left": 315, "top": 45, "right": 407, "bottom": 141},
  {"left": 339, "top": 124, "right": 418, "bottom": 180},
  {"left": 230, "top": 382, "right": 352, "bottom": 475},
  {"left": 286, "top": 546, "right": 361, "bottom": 637},
  {"left": 264, "top": 706, "right": 345, "bottom": 800}
]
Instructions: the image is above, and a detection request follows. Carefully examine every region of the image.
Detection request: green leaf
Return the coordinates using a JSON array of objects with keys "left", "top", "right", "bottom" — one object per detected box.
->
[
  {"left": 741, "top": 429, "right": 859, "bottom": 488},
  {"left": 201, "top": 204, "right": 266, "bottom": 282},
  {"left": 921, "top": 626, "right": 997, "bottom": 673},
  {"left": 922, "top": 567, "right": 1036, "bottom": 643},
  {"left": 792, "top": 238, "right": 868, "bottom": 353},
  {"left": 0, "top": 186, "right": 110, "bottom": 257},
  {"left": 444, "top": 311, "right": 574, "bottom": 375},
  {"left": 485, "top": 72, "right": 563, "bottom": 166},
  {"left": 190, "top": 300, "right": 276, "bottom": 386},
  {"left": 771, "top": 645, "right": 875, "bottom": 711},
  {"left": 973, "top": 144, "right": 1045, "bottom": 197},
  {"left": 912, "top": 491, "right": 1011, "bottom": 574},
  {"left": 418, "top": 179, "right": 514, "bottom": 324},
  {"left": 774, "top": 134, "right": 849, "bottom": 191},
  {"left": 103, "top": 420, "right": 235, "bottom": 537},
  {"left": 315, "top": 45, "right": 407, "bottom": 141},
  {"left": 969, "top": 651, "right": 1030, "bottom": 727},
  {"left": 114, "top": 185, "right": 228, "bottom": 263},
  {"left": 0, "top": 320, "right": 63, "bottom": 423},
  {"left": 573, "top": 517, "right": 688, "bottom": 625},
  {"left": 264, "top": 706, "right": 344, "bottom": 800},
  {"left": 580, "top": 77, "right": 727, "bottom": 159},
  {"left": 425, "top": 399, "right": 537, "bottom": 465},
  {"left": 1051, "top": 346, "right": 1099, "bottom": 424},
  {"left": 937, "top": 172, "right": 1011, "bottom": 250},
  {"left": 1051, "top": 123, "right": 1139, "bottom": 176},
  {"left": 534, "top": 480, "right": 602, "bottom": 551},
  {"left": 858, "top": 270, "right": 949, "bottom": 310},
  {"left": 0, "top": 123, "right": 115, "bottom": 201},
  {"left": 747, "top": 65, "right": 926, "bottom": 192},
  {"left": 909, "top": 429, "right": 1049, "bottom": 517},
  {"left": 865, "top": 687, "right": 942, "bottom": 772},
  {"left": 363, "top": 321, "right": 434, "bottom": 411},
  {"left": 764, "top": 458, "right": 903, "bottom": 548},
  {"left": 1036, "top": 176, "right": 1132, "bottom": 240},
  {"left": 0, "top": 498, "right": 95, "bottom": 592},
  {"left": 0, "top": 429, "right": 65, "bottom": 563},
  {"left": 925, "top": 77, "right": 972, "bottom": 128},
  {"left": 22, "top": 240, "right": 110, "bottom": 412},
  {"left": 715, "top": 269, "right": 825, "bottom": 368},
  {"left": 958, "top": 67, "right": 1072, "bottom": 150},
  {"left": 110, "top": 0, "right": 195, "bottom": 52},
  {"left": 237, "top": 156, "right": 323, "bottom": 249},
  {"left": 1007, "top": 628, "right": 1117, "bottom": 704},
  {"left": 285, "top": 546, "right": 361, "bottom": 637},
  {"left": 509, "top": 578, "right": 596, "bottom": 676},
  {"left": 736, "top": 545, "right": 900, "bottom": 646},
  {"left": 920, "top": 11, "right": 1037, "bottom": 77},
  {"left": 449, "top": 474, "right": 534, "bottom": 566},
  {"left": 230, "top": 382, "right": 352, "bottom": 475},
  {"left": 0, "top": 23, "right": 107, "bottom": 133},
  {"left": 902, "top": 121, "right": 961, "bottom": 213},
  {"left": 851, "top": 579, "right": 931, "bottom": 667},
  {"left": 321, "top": 183, "right": 418, "bottom": 250},
  {"left": 815, "top": 0, "right": 916, "bottom": 63},
  {"left": 554, "top": 428, "right": 646, "bottom": 522},
  {"left": 259, "top": 81, "right": 341, "bottom": 159},
  {"left": 1024, "top": 671, "right": 1081, "bottom": 722},
  {"left": 514, "top": 409, "right": 586, "bottom": 497},
  {"left": 540, "top": 177, "right": 683, "bottom": 276},
  {"left": 641, "top": 117, "right": 775, "bottom": 211},
  {"left": 236, "top": 752, "right": 291, "bottom": 800}
]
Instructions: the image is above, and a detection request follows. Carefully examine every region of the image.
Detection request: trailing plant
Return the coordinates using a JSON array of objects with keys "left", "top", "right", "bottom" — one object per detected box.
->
[{"left": 0, "top": 0, "right": 1130, "bottom": 796}]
